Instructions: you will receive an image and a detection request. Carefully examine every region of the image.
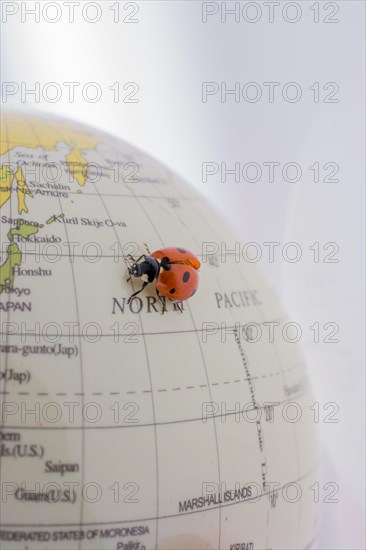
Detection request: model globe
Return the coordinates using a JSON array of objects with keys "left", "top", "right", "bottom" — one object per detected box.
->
[{"left": 0, "top": 110, "right": 319, "bottom": 550}]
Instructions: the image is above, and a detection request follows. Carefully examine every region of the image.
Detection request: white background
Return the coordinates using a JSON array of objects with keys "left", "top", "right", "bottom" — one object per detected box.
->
[{"left": 1, "top": 1, "right": 365, "bottom": 548}]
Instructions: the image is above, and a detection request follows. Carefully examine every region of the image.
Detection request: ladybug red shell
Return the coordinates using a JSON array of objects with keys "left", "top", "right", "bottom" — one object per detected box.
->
[
  {"left": 151, "top": 247, "right": 200, "bottom": 301},
  {"left": 126, "top": 246, "right": 200, "bottom": 307},
  {"left": 151, "top": 247, "right": 200, "bottom": 270}
]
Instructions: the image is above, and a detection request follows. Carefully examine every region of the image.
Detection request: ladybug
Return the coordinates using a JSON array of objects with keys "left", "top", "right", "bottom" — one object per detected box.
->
[{"left": 126, "top": 246, "right": 200, "bottom": 309}]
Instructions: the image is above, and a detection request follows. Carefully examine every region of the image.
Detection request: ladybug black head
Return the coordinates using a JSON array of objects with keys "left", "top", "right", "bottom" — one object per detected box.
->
[
  {"left": 128, "top": 263, "right": 143, "bottom": 277},
  {"left": 128, "top": 255, "right": 160, "bottom": 283}
]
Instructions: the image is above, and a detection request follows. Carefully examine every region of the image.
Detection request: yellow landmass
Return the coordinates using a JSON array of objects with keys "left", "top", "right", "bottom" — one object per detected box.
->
[
  {"left": 0, "top": 165, "right": 33, "bottom": 214},
  {"left": 16, "top": 166, "right": 33, "bottom": 213},
  {"left": 0, "top": 111, "right": 99, "bottom": 157},
  {"left": 65, "top": 147, "right": 88, "bottom": 186},
  {"left": 0, "top": 111, "right": 99, "bottom": 209},
  {"left": 0, "top": 166, "right": 12, "bottom": 207}
]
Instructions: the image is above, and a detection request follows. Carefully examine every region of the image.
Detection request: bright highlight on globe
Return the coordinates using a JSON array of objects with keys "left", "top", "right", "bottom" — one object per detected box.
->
[{"left": 0, "top": 110, "right": 319, "bottom": 549}]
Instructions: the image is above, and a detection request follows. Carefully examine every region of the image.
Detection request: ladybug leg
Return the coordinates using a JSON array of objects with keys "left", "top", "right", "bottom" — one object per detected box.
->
[
  {"left": 169, "top": 299, "right": 183, "bottom": 314},
  {"left": 126, "top": 254, "right": 145, "bottom": 265},
  {"left": 125, "top": 254, "right": 135, "bottom": 264},
  {"left": 127, "top": 281, "right": 149, "bottom": 304},
  {"left": 175, "top": 301, "right": 183, "bottom": 314}
]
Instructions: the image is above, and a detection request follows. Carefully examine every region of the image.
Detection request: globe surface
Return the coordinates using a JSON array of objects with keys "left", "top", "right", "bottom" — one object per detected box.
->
[{"left": 0, "top": 110, "right": 319, "bottom": 550}]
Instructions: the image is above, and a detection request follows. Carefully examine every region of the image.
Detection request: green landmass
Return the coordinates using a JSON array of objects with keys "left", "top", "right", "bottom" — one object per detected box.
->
[
  {"left": 0, "top": 219, "right": 40, "bottom": 293},
  {"left": 46, "top": 213, "right": 64, "bottom": 225},
  {"left": 0, "top": 243, "right": 22, "bottom": 293},
  {"left": 8, "top": 219, "right": 40, "bottom": 241}
]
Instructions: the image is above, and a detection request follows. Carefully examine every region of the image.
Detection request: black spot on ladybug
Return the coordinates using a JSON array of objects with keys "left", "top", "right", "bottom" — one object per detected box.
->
[
  {"left": 169, "top": 288, "right": 176, "bottom": 294},
  {"left": 182, "top": 271, "right": 190, "bottom": 283},
  {"left": 177, "top": 248, "right": 186, "bottom": 254},
  {"left": 191, "top": 288, "right": 197, "bottom": 297}
]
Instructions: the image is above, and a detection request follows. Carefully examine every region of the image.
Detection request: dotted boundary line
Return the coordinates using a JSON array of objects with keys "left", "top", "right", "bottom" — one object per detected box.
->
[{"left": 0, "top": 363, "right": 301, "bottom": 397}]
